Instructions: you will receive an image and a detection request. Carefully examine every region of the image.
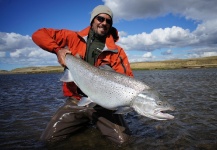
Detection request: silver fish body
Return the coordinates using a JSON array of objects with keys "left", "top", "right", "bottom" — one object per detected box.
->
[{"left": 61, "top": 54, "right": 175, "bottom": 120}]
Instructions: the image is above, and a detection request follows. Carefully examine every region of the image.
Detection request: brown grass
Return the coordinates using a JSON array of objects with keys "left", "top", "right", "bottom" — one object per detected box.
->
[
  {"left": 0, "top": 66, "right": 63, "bottom": 74},
  {"left": 130, "top": 56, "right": 217, "bottom": 70}
]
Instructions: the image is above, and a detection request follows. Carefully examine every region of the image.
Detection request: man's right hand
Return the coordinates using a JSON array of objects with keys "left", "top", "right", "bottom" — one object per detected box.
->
[{"left": 56, "top": 48, "right": 71, "bottom": 67}]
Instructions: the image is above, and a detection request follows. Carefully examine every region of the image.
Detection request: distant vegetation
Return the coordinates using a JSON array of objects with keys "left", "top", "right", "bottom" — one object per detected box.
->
[
  {"left": 0, "top": 56, "right": 217, "bottom": 74},
  {"left": 0, "top": 66, "right": 63, "bottom": 74},
  {"left": 130, "top": 56, "right": 217, "bottom": 70}
]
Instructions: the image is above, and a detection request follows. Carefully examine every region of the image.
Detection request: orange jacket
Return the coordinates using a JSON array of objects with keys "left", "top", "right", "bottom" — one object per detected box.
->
[{"left": 32, "top": 26, "right": 134, "bottom": 99}]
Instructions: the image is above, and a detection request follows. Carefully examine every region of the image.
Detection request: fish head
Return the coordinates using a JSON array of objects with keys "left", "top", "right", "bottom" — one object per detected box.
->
[{"left": 132, "top": 89, "right": 175, "bottom": 120}]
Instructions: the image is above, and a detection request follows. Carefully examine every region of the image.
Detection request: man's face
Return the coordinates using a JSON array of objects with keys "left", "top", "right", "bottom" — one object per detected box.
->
[{"left": 92, "top": 13, "right": 112, "bottom": 37}]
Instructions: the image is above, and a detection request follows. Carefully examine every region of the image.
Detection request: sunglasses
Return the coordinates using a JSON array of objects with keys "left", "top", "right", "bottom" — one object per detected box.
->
[{"left": 96, "top": 16, "right": 112, "bottom": 25}]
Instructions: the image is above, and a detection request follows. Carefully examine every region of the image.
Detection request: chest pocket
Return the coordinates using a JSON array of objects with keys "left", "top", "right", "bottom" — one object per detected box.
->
[{"left": 96, "top": 51, "right": 113, "bottom": 67}]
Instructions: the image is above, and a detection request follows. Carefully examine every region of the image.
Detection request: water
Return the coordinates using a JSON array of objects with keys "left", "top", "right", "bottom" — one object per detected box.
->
[{"left": 0, "top": 68, "right": 216, "bottom": 150}]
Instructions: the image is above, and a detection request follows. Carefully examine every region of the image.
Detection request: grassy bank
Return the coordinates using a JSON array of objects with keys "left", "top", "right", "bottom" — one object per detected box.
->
[
  {"left": 130, "top": 56, "right": 217, "bottom": 70},
  {"left": 0, "top": 66, "right": 63, "bottom": 74},
  {"left": 0, "top": 56, "right": 217, "bottom": 74}
]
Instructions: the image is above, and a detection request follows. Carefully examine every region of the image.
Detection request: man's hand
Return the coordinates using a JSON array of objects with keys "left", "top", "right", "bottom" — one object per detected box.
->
[{"left": 56, "top": 48, "right": 71, "bottom": 67}]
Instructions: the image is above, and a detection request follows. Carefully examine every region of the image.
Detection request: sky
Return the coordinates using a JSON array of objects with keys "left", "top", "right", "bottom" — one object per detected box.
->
[{"left": 0, "top": 0, "right": 217, "bottom": 71}]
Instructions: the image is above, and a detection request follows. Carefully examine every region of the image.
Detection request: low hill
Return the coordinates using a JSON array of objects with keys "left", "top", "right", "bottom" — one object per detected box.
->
[
  {"left": 0, "top": 66, "right": 63, "bottom": 74},
  {"left": 130, "top": 56, "right": 217, "bottom": 70}
]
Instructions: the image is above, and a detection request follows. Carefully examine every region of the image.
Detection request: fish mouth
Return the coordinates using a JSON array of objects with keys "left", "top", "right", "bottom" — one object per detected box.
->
[{"left": 154, "top": 107, "right": 175, "bottom": 120}]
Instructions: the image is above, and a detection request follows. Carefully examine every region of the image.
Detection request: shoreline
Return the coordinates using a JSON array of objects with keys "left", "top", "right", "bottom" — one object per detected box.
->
[
  {"left": 1, "top": 56, "right": 217, "bottom": 74},
  {"left": 130, "top": 56, "right": 217, "bottom": 70}
]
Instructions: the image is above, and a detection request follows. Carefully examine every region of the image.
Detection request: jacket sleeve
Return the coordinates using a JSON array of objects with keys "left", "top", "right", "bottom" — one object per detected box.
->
[
  {"left": 111, "top": 46, "right": 134, "bottom": 77},
  {"left": 32, "top": 28, "right": 76, "bottom": 53}
]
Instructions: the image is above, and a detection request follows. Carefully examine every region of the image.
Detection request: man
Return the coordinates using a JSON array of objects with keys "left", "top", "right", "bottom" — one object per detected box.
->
[{"left": 32, "top": 5, "right": 134, "bottom": 145}]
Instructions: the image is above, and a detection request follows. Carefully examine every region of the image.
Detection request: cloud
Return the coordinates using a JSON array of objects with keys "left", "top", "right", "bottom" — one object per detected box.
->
[
  {"left": 143, "top": 52, "right": 153, "bottom": 58},
  {"left": 105, "top": 0, "right": 217, "bottom": 61},
  {"left": 188, "top": 51, "right": 217, "bottom": 59},
  {"left": 1, "top": 0, "right": 217, "bottom": 69},
  {"left": 0, "top": 32, "right": 34, "bottom": 52},
  {"left": 118, "top": 31, "right": 128, "bottom": 37},
  {"left": 187, "top": 47, "right": 217, "bottom": 58},
  {"left": 128, "top": 52, "right": 156, "bottom": 63},
  {"left": 104, "top": 0, "right": 217, "bottom": 21},
  {"left": 118, "top": 26, "right": 195, "bottom": 51},
  {"left": 193, "top": 20, "right": 217, "bottom": 45},
  {"left": 202, "top": 52, "right": 217, "bottom": 57},
  {"left": 0, "top": 32, "right": 58, "bottom": 68},
  {"left": 161, "top": 49, "right": 173, "bottom": 55},
  {"left": 117, "top": 21, "right": 217, "bottom": 59}
]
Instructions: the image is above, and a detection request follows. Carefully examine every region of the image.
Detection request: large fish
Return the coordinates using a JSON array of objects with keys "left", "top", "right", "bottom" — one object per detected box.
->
[{"left": 61, "top": 54, "right": 175, "bottom": 120}]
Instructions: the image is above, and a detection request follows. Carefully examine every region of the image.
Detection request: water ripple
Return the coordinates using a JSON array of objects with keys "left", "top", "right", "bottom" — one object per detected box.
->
[{"left": 0, "top": 69, "right": 217, "bottom": 149}]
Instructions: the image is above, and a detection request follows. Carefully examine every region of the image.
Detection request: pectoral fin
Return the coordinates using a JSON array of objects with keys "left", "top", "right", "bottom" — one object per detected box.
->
[
  {"left": 114, "top": 107, "right": 133, "bottom": 114},
  {"left": 60, "top": 68, "right": 74, "bottom": 82},
  {"left": 77, "top": 97, "right": 93, "bottom": 106}
]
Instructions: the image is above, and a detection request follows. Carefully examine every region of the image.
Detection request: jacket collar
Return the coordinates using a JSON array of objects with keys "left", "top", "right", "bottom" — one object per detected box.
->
[{"left": 77, "top": 26, "right": 118, "bottom": 51}]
